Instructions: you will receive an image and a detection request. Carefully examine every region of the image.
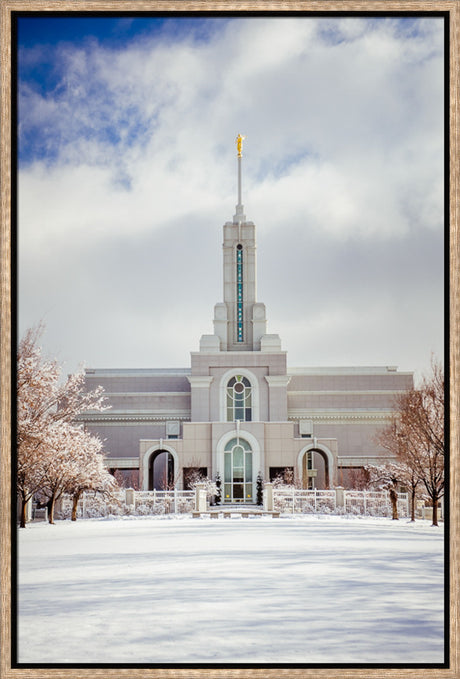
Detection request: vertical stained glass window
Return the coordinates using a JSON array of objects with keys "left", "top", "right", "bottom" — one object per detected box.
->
[{"left": 236, "top": 245, "right": 243, "bottom": 342}]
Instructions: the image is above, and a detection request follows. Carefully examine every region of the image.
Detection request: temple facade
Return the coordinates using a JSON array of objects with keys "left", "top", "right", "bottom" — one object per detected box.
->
[{"left": 81, "top": 137, "right": 413, "bottom": 500}]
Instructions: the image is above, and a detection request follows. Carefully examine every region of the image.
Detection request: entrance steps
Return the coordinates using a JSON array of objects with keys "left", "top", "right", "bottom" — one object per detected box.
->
[{"left": 192, "top": 504, "right": 280, "bottom": 519}]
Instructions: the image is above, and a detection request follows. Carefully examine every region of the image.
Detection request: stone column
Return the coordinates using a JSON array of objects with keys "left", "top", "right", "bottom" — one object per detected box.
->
[
  {"left": 264, "top": 482, "right": 274, "bottom": 511},
  {"left": 335, "top": 486, "right": 345, "bottom": 509},
  {"left": 195, "top": 483, "right": 207, "bottom": 512},
  {"left": 265, "top": 375, "right": 291, "bottom": 421},
  {"left": 187, "top": 376, "right": 214, "bottom": 422}
]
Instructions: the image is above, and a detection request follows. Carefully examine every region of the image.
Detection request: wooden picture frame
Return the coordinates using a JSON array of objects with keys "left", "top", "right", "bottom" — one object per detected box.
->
[{"left": 1, "top": 2, "right": 458, "bottom": 677}]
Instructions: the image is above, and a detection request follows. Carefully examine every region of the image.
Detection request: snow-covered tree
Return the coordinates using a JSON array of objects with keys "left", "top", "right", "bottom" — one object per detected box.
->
[
  {"left": 271, "top": 467, "right": 299, "bottom": 489},
  {"left": 366, "top": 463, "right": 402, "bottom": 520},
  {"left": 376, "top": 358, "right": 444, "bottom": 526},
  {"left": 17, "top": 326, "right": 61, "bottom": 526},
  {"left": 61, "top": 429, "right": 118, "bottom": 522},
  {"left": 113, "top": 469, "right": 139, "bottom": 490},
  {"left": 183, "top": 464, "right": 218, "bottom": 503},
  {"left": 345, "top": 467, "right": 370, "bottom": 490},
  {"left": 189, "top": 476, "right": 218, "bottom": 502},
  {"left": 394, "top": 462, "right": 421, "bottom": 522},
  {"left": 183, "top": 466, "right": 205, "bottom": 489},
  {"left": 17, "top": 324, "right": 109, "bottom": 526},
  {"left": 37, "top": 422, "right": 77, "bottom": 524}
]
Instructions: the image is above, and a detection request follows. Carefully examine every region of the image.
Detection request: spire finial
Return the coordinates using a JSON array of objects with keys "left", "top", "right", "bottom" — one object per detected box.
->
[
  {"left": 234, "top": 134, "right": 246, "bottom": 222},
  {"left": 236, "top": 133, "right": 246, "bottom": 158}
]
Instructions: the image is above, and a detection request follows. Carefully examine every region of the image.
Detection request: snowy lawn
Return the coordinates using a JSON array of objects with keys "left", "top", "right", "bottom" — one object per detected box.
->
[{"left": 17, "top": 514, "right": 444, "bottom": 665}]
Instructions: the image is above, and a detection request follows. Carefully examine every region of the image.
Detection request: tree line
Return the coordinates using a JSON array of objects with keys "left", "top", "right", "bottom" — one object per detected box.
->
[
  {"left": 17, "top": 325, "right": 118, "bottom": 526},
  {"left": 368, "top": 358, "right": 445, "bottom": 526}
]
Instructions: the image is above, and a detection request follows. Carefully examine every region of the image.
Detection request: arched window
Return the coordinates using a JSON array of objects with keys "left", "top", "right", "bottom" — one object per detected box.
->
[
  {"left": 226, "top": 375, "right": 252, "bottom": 421},
  {"left": 224, "top": 438, "right": 253, "bottom": 503}
]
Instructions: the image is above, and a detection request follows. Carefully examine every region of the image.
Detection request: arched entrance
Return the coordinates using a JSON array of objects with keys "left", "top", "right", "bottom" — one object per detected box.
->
[
  {"left": 148, "top": 450, "right": 174, "bottom": 490},
  {"left": 302, "top": 450, "right": 329, "bottom": 489},
  {"left": 298, "top": 445, "right": 334, "bottom": 490},
  {"left": 223, "top": 437, "right": 253, "bottom": 503},
  {"left": 216, "top": 429, "right": 261, "bottom": 504}
]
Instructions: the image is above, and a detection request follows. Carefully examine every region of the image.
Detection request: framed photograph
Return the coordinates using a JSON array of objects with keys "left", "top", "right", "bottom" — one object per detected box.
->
[{"left": 1, "top": 2, "right": 457, "bottom": 678}]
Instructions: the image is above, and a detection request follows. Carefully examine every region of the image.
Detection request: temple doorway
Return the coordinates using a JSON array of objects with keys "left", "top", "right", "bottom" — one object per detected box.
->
[
  {"left": 148, "top": 450, "right": 174, "bottom": 490},
  {"left": 302, "top": 449, "right": 330, "bottom": 489}
]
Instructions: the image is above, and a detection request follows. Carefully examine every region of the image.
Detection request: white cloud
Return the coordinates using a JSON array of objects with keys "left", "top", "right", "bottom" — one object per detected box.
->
[{"left": 18, "top": 16, "right": 445, "bottom": 377}]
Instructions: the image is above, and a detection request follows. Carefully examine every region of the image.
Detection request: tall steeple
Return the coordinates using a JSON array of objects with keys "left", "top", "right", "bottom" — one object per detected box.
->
[
  {"left": 213, "top": 136, "right": 266, "bottom": 351},
  {"left": 199, "top": 136, "right": 281, "bottom": 354},
  {"left": 234, "top": 134, "right": 246, "bottom": 223}
]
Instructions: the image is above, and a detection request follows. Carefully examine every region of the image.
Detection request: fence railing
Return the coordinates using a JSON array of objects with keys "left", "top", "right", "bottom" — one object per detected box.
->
[
  {"left": 272, "top": 487, "right": 409, "bottom": 518},
  {"left": 272, "top": 488, "right": 337, "bottom": 514},
  {"left": 343, "top": 490, "right": 409, "bottom": 517},
  {"left": 131, "top": 489, "right": 195, "bottom": 514},
  {"left": 56, "top": 486, "right": 410, "bottom": 520},
  {"left": 59, "top": 489, "right": 195, "bottom": 519}
]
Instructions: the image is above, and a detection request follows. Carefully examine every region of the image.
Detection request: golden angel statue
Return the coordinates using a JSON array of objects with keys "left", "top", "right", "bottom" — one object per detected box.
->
[{"left": 236, "top": 134, "right": 246, "bottom": 157}]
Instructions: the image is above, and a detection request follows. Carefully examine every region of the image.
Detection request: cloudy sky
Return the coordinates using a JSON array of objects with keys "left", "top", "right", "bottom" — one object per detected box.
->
[{"left": 17, "top": 14, "right": 445, "bottom": 380}]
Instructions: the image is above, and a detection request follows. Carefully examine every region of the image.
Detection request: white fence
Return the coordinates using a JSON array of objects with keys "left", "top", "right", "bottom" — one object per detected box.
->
[
  {"left": 272, "top": 488, "right": 337, "bottom": 514},
  {"left": 59, "top": 489, "right": 195, "bottom": 519},
  {"left": 132, "top": 490, "right": 195, "bottom": 515},
  {"left": 56, "top": 487, "right": 409, "bottom": 520},
  {"left": 272, "top": 487, "right": 409, "bottom": 518},
  {"left": 343, "top": 490, "right": 409, "bottom": 518}
]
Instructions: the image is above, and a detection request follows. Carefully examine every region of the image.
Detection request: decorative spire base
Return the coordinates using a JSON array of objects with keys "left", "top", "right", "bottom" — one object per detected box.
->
[{"left": 233, "top": 204, "right": 246, "bottom": 224}]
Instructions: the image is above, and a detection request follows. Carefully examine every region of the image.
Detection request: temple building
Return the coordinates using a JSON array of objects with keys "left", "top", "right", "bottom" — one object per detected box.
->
[{"left": 80, "top": 136, "right": 413, "bottom": 501}]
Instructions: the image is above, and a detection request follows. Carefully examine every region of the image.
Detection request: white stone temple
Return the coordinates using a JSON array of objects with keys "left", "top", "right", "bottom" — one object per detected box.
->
[{"left": 81, "top": 136, "right": 413, "bottom": 499}]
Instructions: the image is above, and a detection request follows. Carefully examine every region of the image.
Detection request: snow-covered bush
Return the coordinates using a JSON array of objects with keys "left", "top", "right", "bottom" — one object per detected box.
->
[
  {"left": 177, "top": 498, "right": 194, "bottom": 513},
  {"left": 151, "top": 503, "right": 166, "bottom": 515}
]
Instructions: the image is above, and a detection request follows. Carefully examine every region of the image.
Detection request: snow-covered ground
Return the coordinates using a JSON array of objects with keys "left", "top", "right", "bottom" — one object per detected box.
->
[{"left": 17, "top": 514, "right": 445, "bottom": 665}]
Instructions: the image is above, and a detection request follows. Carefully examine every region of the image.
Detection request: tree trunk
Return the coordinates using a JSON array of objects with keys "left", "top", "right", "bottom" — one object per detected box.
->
[
  {"left": 20, "top": 496, "right": 28, "bottom": 528},
  {"left": 432, "top": 494, "right": 439, "bottom": 527},
  {"left": 71, "top": 491, "right": 82, "bottom": 521},
  {"left": 48, "top": 493, "right": 56, "bottom": 524},
  {"left": 410, "top": 486, "right": 416, "bottom": 522},
  {"left": 389, "top": 488, "right": 399, "bottom": 520}
]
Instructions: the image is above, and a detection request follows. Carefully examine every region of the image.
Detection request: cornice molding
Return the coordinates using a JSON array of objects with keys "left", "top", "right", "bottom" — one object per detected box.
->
[
  {"left": 288, "top": 411, "right": 393, "bottom": 423},
  {"left": 77, "top": 413, "right": 191, "bottom": 423},
  {"left": 337, "top": 456, "right": 396, "bottom": 467},
  {"left": 104, "top": 458, "right": 140, "bottom": 468},
  {"left": 101, "top": 392, "right": 191, "bottom": 397},
  {"left": 288, "top": 389, "right": 408, "bottom": 396}
]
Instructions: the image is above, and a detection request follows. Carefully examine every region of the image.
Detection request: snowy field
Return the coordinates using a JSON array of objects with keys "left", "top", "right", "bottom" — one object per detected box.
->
[{"left": 17, "top": 514, "right": 445, "bottom": 665}]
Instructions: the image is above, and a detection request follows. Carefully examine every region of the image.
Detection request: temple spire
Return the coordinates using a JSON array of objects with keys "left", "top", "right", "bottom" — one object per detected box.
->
[{"left": 234, "top": 134, "right": 246, "bottom": 222}]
